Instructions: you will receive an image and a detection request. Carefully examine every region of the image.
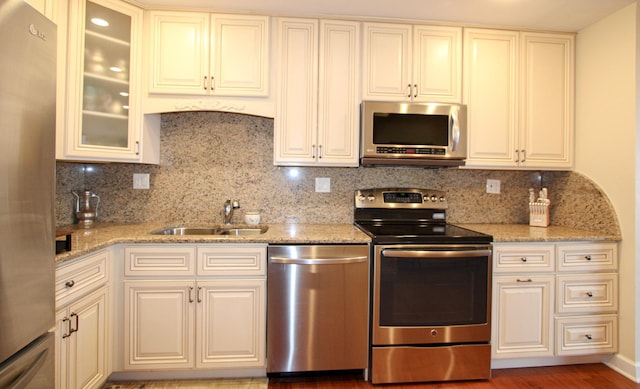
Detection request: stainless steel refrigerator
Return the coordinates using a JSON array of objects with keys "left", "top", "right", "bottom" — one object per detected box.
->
[{"left": 0, "top": 0, "right": 56, "bottom": 387}]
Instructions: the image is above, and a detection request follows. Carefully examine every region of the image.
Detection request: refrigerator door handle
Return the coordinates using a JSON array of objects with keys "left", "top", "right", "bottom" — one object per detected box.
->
[{"left": 3, "top": 347, "right": 49, "bottom": 389}]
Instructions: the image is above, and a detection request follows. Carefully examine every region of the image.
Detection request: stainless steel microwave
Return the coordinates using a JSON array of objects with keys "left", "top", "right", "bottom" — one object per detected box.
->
[{"left": 360, "top": 101, "right": 467, "bottom": 167}]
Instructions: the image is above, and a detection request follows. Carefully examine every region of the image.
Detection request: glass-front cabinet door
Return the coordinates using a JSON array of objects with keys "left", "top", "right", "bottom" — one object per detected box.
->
[{"left": 59, "top": 0, "right": 153, "bottom": 162}]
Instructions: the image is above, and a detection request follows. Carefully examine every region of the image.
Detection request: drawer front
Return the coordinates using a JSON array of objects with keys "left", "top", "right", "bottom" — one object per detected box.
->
[
  {"left": 557, "top": 274, "right": 617, "bottom": 314},
  {"left": 557, "top": 242, "right": 618, "bottom": 272},
  {"left": 493, "top": 244, "right": 555, "bottom": 273},
  {"left": 56, "top": 249, "right": 109, "bottom": 307},
  {"left": 556, "top": 315, "right": 617, "bottom": 356},
  {"left": 198, "top": 245, "right": 267, "bottom": 276},
  {"left": 124, "top": 245, "right": 196, "bottom": 277}
]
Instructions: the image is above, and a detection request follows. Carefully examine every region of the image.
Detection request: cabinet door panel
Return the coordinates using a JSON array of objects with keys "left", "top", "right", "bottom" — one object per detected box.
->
[
  {"left": 213, "top": 15, "right": 269, "bottom": 96},
  {"left": 492, "top": 275, "right": 554, "bottom": 359},
  {"left": 464, "top": 29, "right": 519, "bottom": 167},
  {"left": 317, "top": 20, "right": 360, "bottom": 165},
  {"left": 197, "top": 280, "right": 266, "bottom": 368},
  {"left": 124, "top": 281, "right": 195, "bottom": 369},
  {"left": 413, "top": 26, "right": 461, "bottom": 102},
  {"left": 362, "top": 23, "right": 411, "bottom": 100},
  {"left": 520, "top": 33, "right": 574, "bottom": 168},
  {"left": 274, "top": 18, "right": 318, "bottom": 164},
  {"left": 148, "top": 12, "right": 209, "bottom": 94}
]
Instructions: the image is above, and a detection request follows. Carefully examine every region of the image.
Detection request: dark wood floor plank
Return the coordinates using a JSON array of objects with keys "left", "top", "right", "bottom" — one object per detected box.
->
[{"left": 267, "top": 364, "right": 640, "bottom": 388}]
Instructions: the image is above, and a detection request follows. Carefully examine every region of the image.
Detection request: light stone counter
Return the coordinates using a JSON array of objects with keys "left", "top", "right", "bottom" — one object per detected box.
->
[
  {"left": 56, "top": 222, "right": 620, "bottom": 264},
  {"left": 55, "top": 222, "right": 371, "bottom": 264},
  {"left": 458, "top": 223, "right": 621, "bottom": 243}
]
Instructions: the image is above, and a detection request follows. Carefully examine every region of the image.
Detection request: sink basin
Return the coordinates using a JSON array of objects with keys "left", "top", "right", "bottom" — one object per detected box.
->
[{"left": 151, "top": 226, "right": 268, "bottom": 236}]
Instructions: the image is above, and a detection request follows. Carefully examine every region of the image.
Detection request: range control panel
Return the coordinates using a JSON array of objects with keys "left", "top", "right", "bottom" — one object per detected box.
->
[{"left": 355, "top": 188, "right": 448, "bottom": 210}]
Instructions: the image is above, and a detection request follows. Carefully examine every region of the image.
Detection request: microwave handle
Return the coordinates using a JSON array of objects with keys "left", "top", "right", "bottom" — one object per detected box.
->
[{"left": 450, "top": 109, "right": 460, "bottom": 151}]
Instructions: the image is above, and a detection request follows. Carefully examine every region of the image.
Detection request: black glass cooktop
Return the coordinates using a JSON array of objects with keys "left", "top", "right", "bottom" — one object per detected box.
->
[{"left": 355, "top": 222, "right": 493, "bottom": 244}]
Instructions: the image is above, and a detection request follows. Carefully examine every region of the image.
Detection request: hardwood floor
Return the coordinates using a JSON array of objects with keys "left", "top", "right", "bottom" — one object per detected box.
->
[{"left": 268, "top": 364, "right": 640, "bottom": 388}]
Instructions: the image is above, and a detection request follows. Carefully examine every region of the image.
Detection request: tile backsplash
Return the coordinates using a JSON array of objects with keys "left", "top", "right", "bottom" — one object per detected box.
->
[{"left": 56, "top": 111, "right": 619, "bottom": 235}]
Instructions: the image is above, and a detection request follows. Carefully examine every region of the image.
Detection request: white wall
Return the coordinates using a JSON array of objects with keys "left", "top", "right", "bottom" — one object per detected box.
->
[{"left": 576, "top": 2, "right": 638, "bottom": 380}]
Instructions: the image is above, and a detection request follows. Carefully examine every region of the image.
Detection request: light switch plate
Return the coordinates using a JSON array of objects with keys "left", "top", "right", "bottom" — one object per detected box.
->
[
  {"left": 315, "top": 177, "right": 331, "bottom": 193},
  {"left": 133, "top": 173, "right": 150, "bottom": 189}
]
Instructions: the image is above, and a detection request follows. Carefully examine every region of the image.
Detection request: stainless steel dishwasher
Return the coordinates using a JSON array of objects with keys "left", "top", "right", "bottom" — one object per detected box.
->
[{"left": 266, "top": 245, "right": 369, "bottom": 373}]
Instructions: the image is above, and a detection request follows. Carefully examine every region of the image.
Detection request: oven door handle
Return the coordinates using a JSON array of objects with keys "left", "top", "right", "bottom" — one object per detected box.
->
[
  {"left": 270, "top": 256, "right": 368, "bottom": 265},
  {"left": 381, "top": 248, "right": 492, "bottom": 258}
]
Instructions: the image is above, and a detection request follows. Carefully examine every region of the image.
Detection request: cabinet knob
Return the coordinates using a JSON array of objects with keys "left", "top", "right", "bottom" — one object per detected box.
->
[
  {"left": 585, "top": 255, "right": 592, "bottom": 261},
  {"left": 520, "top": 257, "right": 527, "bottom": 262},
  {"left": 65, "top": 280, "right": 75, "bottom": 288},
  {"left": 586, "top": 291, "right": 593, "bottom": 297},
  {"left": 585, "top": 334, "right": 593, "bottom": 340}
]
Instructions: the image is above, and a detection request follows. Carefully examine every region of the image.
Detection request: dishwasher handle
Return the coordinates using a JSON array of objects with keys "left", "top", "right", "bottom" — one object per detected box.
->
[
  {"left": 270, "top": 255, "right": 368, "bottom": 265},
  {"left": 381, "top": 248, "right": 491, "bottom": 259}
]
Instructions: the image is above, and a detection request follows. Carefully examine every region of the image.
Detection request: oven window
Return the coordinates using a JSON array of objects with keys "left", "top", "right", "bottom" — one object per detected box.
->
[
  {"left": 373, "top": 113, "right": 449, "bottom": 146},
  {"left": 379, "top": 255, "right": 488, "bottom": 326}
]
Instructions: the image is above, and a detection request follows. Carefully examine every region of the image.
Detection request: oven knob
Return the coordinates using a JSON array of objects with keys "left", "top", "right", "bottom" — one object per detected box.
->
[
  {"left": 430, "top": 329, "right": 438, "bottom": 336},
  {"left": 430, "top": 195, "right": 437, "bottom": 202},
  {"left": 367, "top": 194, "right": 375, "bottom": 202},
  {"left": 439, "top": 196, "right": 446, "bottom": 202},
  {"left": 357, "top": 194, "right": 366, "bottom": 202}
]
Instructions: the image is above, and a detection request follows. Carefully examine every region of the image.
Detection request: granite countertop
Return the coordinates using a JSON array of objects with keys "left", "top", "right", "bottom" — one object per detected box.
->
[
  {"left": 55, "top": 222, "right": 371, "bottom": 264},
  {"left": 55, "top": 222, "right": 621, "bottom": 264},
  {"left": 458, "top": 223, "right": 621, "bottom": 243}
]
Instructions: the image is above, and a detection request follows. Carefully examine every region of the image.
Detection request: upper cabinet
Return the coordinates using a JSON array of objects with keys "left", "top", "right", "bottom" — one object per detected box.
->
[
  {"left": 464, "top": 28, "right": 575, "bottom": 170},
  {"left": 362, "top": 22, "right": 462, "bottom": 103},
  {"left": 274, "top": 18, "right": 361, "bottom": 166},
  {"left": 147, "top": 12, "right": 269, "bottom": 97},
  {"left": 58, "top": 0, "right": 159, "bottom": 163}
]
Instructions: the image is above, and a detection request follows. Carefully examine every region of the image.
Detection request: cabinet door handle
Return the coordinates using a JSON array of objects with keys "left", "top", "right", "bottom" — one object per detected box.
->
[
  {"left": 135, "top": 141, "right": 140, "bottom": 156},
  {"left": 61, "top": 317, "right": 71, "bottom": 339},
  {"left": 65, "top": 280, "right": 75, "bottom": 288},
  {"left": 203, "top": 76, "right": 208, "bottom": 90},
  {"left": 318, "top": 145, "right": 323, "bottom": 159},
  {"left": 311, "top": 144, "right": 316, "bottom": 159},
  {"left": 211, "top": 76, "right": 215, "bottom": 91},
  {"left": 197, "top": 286, "right": 202, "bottom": 303},
  {"left": 189, "top": 286, "right": 194, "bottom": 303},
  {"left": 521, "top": 149, "right": 526, "bottom": 162},
  {"left": 69, "top": 313, "right": 79, "bottom": 335},
  {"left": 407, "top": 84, "right": 412, "bottom": 98},
  {"left": 413, "top": 84, "right": 417, "bottom": 98},
  {"left": 516, "top": 278, "right": 532, "bottom": 283}
]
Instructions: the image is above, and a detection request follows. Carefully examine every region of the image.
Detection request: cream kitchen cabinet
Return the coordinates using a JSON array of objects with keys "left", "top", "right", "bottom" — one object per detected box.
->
[
  {"left": 58, "top": 0, "right": 159, "bottom": 163},
  {"left": 555, "top": 242, "right": 618, "bottom": 356},
  {"left": 492, "top": 241, "right": 619, "bottom": 365},
  {"left": 492, "top": 243, "right": 556, "bottom": 359},
  {"left": 274, "top": 18, "right": 361, "bottom": 166},
  {"left": 55, "top": 249, "right": 111, "bottom": 389},
  {"left": 463, "top": 29, "right": 574, "bottom": 170},
  {"left": 147, "top": 11, "right": 269, "bottom": 97},
  {"left": 122, "top": 244, "right": 266, "bottom": 371},
  {"left": 362, "top": 22, "right": 462, "bottom": 103}
]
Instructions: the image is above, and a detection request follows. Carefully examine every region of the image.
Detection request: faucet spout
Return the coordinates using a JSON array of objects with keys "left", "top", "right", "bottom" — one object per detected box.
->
[{"left": 223, "top": 200, "right": 240, "bottom": 224}]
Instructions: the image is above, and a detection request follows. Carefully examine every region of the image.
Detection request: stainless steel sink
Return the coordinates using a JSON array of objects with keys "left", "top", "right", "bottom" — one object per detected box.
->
[{"left": 151, "top": 226, "right": 268, "bottom": 236}]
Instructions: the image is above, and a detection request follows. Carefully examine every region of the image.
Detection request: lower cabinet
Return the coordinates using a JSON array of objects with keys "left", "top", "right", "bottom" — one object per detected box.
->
[
  {"left": 122, "top": 244, "right": 267, "bottom": 371},
  {"left": 491, "top": 241, "right": 618, "bottom": 363},
  {"left": 55, "top": 250, "right": 111, "bottom": 389}
]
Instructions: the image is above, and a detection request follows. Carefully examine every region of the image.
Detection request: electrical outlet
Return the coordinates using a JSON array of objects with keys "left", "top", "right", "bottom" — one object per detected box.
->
[
  {"left": 133, "top": 173, "right": 150, "bottom": 189},
  {"left": 486, "top": 179, "right": 500, "bottom": 194},
  {"left": 315, "top": 177, "right": 331, "bottom": 193}
]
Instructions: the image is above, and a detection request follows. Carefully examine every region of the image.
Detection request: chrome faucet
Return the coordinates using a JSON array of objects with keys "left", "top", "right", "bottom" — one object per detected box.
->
[{"left": 223, "top": 200, "right": 240, "bottom": 224}]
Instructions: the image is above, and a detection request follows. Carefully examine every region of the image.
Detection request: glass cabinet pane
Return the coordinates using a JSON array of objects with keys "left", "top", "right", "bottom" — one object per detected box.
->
[{"left": 82, "top": 1, "right": 131, "bottom": 148}]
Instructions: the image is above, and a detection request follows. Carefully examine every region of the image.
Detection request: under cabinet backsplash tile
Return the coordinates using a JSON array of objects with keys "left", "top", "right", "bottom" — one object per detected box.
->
[{"left": 55, "top": 111, "right": 619, "bottom": 236}]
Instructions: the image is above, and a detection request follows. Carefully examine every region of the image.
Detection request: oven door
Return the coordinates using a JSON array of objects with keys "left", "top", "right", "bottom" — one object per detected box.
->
[{"left": 372, "top": 244, "right": 492, "bottom": 345}]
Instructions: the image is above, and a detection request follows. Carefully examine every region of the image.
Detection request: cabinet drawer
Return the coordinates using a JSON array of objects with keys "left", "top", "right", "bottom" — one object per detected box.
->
[
  {"left": 557, "top": 274, "right": 617, "bottom": 314},
  {"left": 493, "top": 244, "right": 555, "bottom": 273},
  {"left": 124, "top": 245, "right": 196, "bottom": 276},
  {"left": 557, "top": 242, "right": 617, "bottom": 272},
  {"left": 556, "top": 315, "right": 617, "bottom": 356},
  {"left": 56, "top": 249, "right": 109, "bottom": 307},
  {"left": 197, "top": 245, "right": 267, "bottom": 276}
]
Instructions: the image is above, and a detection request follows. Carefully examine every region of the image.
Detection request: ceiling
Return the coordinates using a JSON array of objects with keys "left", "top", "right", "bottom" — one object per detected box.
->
[{"left": 132, "top": 0, "right": 636, "bottom": 32}]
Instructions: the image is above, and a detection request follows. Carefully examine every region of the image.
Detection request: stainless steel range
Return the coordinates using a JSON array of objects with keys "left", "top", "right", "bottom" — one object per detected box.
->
[{"left": 354, "top": 188, "right": 493, "bottom": 384}]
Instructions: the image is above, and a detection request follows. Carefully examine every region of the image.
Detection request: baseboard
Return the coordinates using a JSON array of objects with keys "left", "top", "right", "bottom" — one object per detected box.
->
[{"left": 604, "top": 354, "right": 640, "bottom": 383}]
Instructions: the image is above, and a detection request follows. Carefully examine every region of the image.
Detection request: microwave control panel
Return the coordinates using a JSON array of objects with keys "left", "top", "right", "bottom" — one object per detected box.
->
[{"left": 376, "top": 147, "right": 446, "bottom": 155}]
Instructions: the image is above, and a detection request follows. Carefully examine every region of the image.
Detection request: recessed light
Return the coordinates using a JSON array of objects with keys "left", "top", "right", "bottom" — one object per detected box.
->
[
  {"left": 91, "top": 18, "right": 109, "bottom": 27},
  {"left": 109, "top": 66, "right": 122, "bottom": 72},
  {"left": 120, "top": 92, "right": 129, "bottom": 97}
]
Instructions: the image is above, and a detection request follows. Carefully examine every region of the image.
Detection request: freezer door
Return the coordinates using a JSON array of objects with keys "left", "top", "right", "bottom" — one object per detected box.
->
[
  {"left": 0, "top": 0, "right": 57, "bottom": 363},
  {"left": 0, "top": 333, "right": 54, "bottom": 389}
]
